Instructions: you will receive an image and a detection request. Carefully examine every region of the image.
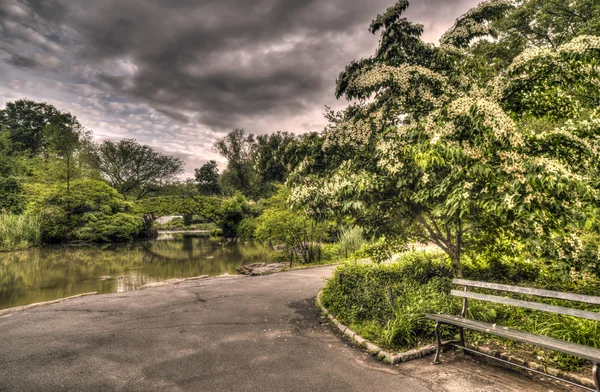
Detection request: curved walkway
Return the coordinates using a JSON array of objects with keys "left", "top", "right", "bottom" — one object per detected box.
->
[{"left": 0, "top": 266, "right": 573, "bottom": 391}]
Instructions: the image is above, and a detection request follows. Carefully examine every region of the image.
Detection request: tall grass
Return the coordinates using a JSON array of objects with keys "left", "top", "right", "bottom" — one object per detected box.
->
[
  {"left": 338, "top": 226, "right": 366, "bottom": 258},
  {"left": 0, "top": 213, "right": 42, "bottom": 252}
]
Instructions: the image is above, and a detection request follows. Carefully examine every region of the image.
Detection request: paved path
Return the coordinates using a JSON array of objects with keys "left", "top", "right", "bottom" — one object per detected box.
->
[{"left": 0, "top": 266, "right": 574, "bottom": 391}]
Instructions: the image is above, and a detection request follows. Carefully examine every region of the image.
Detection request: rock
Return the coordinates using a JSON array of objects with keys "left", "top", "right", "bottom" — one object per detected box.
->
[
  {"left": 237, "top": 262, "right": 289, "bottom": 276},
  {"left": 236, "top": 263, "right": 266, "bottom": 275}
]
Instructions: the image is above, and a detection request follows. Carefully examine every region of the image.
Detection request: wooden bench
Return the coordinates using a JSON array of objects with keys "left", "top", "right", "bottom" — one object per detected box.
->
[{"left": 426, "top": 278, "right": 600, "bottom": 391}]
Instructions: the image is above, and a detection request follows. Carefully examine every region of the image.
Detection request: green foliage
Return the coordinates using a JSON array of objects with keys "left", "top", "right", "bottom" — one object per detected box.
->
[
  {"left": 217, "top": 193, "right": 257, "bottom": 238},
  {"left": 0, "top": 213, "right": 42, "bottom": 251},
  {"left": 211, "top": 129, "right": 323, "bottom": 200},
  {"left": 321, "top": 252, "right": 456, "bottom": 346},
  {"left": 0, "top": 99, "right": 83, "bottom": 156},
  {"left": 31, "top": 179, "right": 146, "bottom": 243},
  {"left": 255, "top": 187, "right": 329, "bottom": 264},
  {"left": 253, "top": 131, "right": 300, "bottom": 183},
  {"left": 39, "top": 206, "right": 71, "bottom": 243},
  {"left": 324, "top": 250, "right": 600, "bottom": 371},
  {"left": 236, "top": 217, "right": 258, "bottom": 239},
  {"left": 337, "top": 226, "right": 366, "bottom": 259},
  {"left": 214, "top": 129, "right": 265, "bottom": 199},
  {"left": 134, "top": 196, "right": 222, "bottom": 222},
  {"left": 89, "top": 138, "right": 184, "bottom": 200},
  {"left": 73, "top": 212, "right": 144, "bottom": 242},
  {"left": 0, "top": 130, "right": 26, "bottom": 213},
  {"left": 290, "top": 0, "right": 600, "bottom": 278},
  {"left": 195, "top": 160, "right": 221, "bottom": 196}
]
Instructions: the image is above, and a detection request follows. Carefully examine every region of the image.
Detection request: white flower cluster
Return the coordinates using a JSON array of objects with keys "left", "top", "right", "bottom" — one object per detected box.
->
[
  {"left": 323, "top": 109, "right": 386, "bottom": 148},
  {"left": 508, "top": 35, "right": 600, "bottom": 75},
  {"left": 423, "top": 96, "right": 516, "bottom": 142},
  {"left": 439, "top": 0, "right": 512, "bottom": 48},
  {"left": 375, "top": 138, "right": 405, "bottom": 175},
  {"left": 351, "top": 64, "right": 451, "bottom": 110}
]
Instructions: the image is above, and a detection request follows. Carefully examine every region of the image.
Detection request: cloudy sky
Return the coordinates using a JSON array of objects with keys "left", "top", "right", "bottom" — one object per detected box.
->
[{"left": 0, "top": 0, "right": 479, "bottom": 176}]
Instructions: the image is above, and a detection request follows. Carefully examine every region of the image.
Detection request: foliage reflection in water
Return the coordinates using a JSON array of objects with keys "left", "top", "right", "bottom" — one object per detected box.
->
[{"left": 0, "top": 235, "right": 274, "bottom": 310}]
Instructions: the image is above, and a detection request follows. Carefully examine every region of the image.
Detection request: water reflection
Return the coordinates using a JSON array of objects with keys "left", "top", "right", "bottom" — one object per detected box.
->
[{"left": 0, "top": 235, "right": 274, "bottom": 310}]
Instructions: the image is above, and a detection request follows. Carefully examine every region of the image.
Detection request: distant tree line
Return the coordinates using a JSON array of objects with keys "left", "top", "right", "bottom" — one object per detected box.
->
[{"left": 195, "top": 129, "right": 324, "bottom": 200}]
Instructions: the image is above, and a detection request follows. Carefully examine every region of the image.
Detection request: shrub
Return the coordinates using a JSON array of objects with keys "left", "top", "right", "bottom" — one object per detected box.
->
[
  {"left": 217, "top": 193, "right": 258, "bottom": 238},
  {"left": 40, "top": 206, "right": 71, "bottom": 243},
  {"left": 237, "top": 217, "right": 258, "bottom": 239},
  {"left": 32, "top": 179, "right": 147, "bottom": 243},
  {"left": 73, "top": 212, "right": 145, "bottom": 242},
  {"left": 323, "top": 250, "right": 600, "bottom": 371},
  {"left": 321, "top": 251, "right": 455, "bottom": 344}
]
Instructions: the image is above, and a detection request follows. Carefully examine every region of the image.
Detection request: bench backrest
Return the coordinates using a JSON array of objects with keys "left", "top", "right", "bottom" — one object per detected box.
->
[{"left": 451, "top": 278, "right": 600, "bottom": 322}]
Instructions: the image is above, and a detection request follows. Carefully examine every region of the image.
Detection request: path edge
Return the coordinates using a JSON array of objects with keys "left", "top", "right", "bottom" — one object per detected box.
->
[
  {"left": 315, "top": 290, "right": 435, "bottom": 364},
  {"left": 315, "top": 291, "right": 594, "bottom": 388},
  {"left": 0, "top": 292, "right": 98, "bottom": 317}
]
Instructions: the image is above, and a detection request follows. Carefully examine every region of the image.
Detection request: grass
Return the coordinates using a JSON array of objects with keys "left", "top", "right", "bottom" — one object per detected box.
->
[
  {"left": 0, "top": 213, "right": 42, "bottom": 252},
  {"left": 321, "top": 251, "right": 600, "bottom": 372},
  {"left": 337, "top": 226, "right": 366, "bottom": 259}
]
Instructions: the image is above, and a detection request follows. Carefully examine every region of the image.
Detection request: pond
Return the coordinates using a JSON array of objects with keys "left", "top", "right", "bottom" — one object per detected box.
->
[{"left": 0, "top": 234, "right": 275, "bottom": 310}]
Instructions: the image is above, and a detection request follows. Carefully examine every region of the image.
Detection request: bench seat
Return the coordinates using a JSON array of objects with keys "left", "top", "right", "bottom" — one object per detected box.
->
[{"left": 426, "top": 313, "right": 600, "bottom": 363}]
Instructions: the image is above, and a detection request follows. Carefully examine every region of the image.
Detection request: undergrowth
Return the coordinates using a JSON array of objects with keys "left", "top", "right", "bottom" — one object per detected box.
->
[
  {"left": 0, "top": 213, "right": 42, "bottom": 251},
  {"left": 321, "top": 251, "right": 600, "bottom": 372}
]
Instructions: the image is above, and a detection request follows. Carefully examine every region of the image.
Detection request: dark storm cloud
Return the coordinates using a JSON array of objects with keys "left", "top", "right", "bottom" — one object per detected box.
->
[{"left": 0, "top": 0, "right": 479, "bottom": 133}]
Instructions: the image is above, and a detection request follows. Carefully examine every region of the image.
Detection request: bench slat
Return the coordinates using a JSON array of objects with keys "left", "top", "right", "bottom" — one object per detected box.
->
[
  {"left": 453, "top": 279, "right": 600, "bottom": 305},
  {"left": 451, "top": 290, "right": 600, "bottom": 322},
  {"left": 426, "top": 314, "right": 600, "bottom": 363}
]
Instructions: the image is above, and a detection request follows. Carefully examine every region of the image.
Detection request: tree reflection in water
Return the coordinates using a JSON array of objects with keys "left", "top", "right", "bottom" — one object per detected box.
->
[{"left": 0, "top": 235, "right": 274, "bottom": 310}]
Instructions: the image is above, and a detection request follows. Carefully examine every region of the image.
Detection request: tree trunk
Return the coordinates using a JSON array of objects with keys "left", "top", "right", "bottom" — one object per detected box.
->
[
  {"left": 453, "top": 214, "right": 463, "bottom": 278},
  {"left": 450, "top": 252, "right": 463, "bottom": 278}
]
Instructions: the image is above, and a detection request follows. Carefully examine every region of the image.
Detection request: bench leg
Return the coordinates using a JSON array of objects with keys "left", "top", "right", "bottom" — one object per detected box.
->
[
  {"left": 593, "top": 363, "right": 599, "bottom": 392},
  {"left": 432, "top": 322, "right": 442, "bottom": 364}
]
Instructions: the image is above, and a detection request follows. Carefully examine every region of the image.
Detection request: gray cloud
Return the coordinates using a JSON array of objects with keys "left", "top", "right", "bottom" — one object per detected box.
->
[{"left": 0, "top": 0, "right": 480, "bottom": 174}]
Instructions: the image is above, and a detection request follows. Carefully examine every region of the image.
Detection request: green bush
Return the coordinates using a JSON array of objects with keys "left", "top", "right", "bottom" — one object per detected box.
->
[
  {"left": 323, "top": 250, "right": 600, "bottom": 371},
  {"left": 40, "top": 206, "right": 71, "bottom": 243},
  {"left": 73, "top": 212, "right": 145, "bottom": 242},
  {"left": 237, "top": 217, "right": 258, "bottom": 239},
  {"left": 321, "top": 251, "right": 455, "bottom": 346},
  {"left": 32, "top": 179, "right": 148, "bottom": 243},
  {"left": 217, "top": 193, "right": 259, "bottom": 238}
]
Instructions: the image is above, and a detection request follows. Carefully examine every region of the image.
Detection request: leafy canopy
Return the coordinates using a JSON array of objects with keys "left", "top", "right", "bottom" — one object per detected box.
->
[
  {"left": 289, "top": 0, "right": 600, "bottom": 277},
  {"left": 90, "top": 138, "right": 184, "bottom": 200}
]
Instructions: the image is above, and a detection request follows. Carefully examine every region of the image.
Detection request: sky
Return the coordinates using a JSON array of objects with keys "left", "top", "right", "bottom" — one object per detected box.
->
[{"left": 0, "top": 0, "right": 480, "bottom": 177}]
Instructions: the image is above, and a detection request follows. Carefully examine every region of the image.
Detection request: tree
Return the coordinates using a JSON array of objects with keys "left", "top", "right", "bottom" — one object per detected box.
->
[
  {"left": 0, "top": 129, "right": 24, "bottom": 212},
  {"left": 255, "top": 187, "right": 328, "bottom": 265},
  {"left": 289, "top": 0, "right": 600, "bottom": 277},
  {"left": 253, "top": 131, "right": 299, "bottom": 183},
  {"left": 195, "top": 160, "right": 221, "bottom": 196},
  {"left": 0, "top": 99, "right": 81, "bottom": 155},
  {"left": 90, "top": 139, "right": 184, "bottom": 200},
  {"left": 44, "top": 120, "right": 90, "bottom": 192},
  {"left": 214, "top": 129, "right": 264, "bottom": 199}
]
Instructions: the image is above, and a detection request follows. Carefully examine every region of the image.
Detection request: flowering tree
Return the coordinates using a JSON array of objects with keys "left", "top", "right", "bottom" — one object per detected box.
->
[{"left": 289, "top": 0, "right": 600, "bottom": 277}]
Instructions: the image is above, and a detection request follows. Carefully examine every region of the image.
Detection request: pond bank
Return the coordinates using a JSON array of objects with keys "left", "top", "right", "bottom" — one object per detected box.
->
[{"left": 0, "top": 236, "right": 274, "bottom": 310}]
